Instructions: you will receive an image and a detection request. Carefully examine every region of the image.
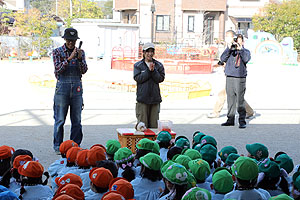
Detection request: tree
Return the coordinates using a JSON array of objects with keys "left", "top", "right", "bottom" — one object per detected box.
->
[
  {"left": 102, "top": 0, "right": 113, "bottom": 19},
  {"left": 252, "top": 0, "right": 300, "bottom": 51},
  {"left": 29, "top": 0, "right": 55, "bottom": 15},
  {"left": 58, "top": 0, "right": 103, "bottom": 27},
  {"left": 13, "top": 8, "right": 57, "bottom": 57}
]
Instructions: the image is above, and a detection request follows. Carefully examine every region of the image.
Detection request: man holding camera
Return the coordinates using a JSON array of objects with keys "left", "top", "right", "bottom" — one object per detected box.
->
[
  {"left": 52, "top": 28, "right": 87, "bottom": 153},
  {"left": 219, "top": 31, "right": 251, "bottom": 128}
]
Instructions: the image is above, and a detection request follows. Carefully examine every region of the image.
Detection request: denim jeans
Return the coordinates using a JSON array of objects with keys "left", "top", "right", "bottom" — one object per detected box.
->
[{"left": 53, "top": 58, "right": 83, "bottom": 150}]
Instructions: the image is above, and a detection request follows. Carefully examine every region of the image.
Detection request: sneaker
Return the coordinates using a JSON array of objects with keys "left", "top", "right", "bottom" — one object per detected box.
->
[
  {"left": 246, "top": 111, "right": 256, "bottom": 119},
  {"left": 239, "top": 124, "right": 247, "bottom": 129},
  {"left": 207, "top": 113, "right": 220, "bottom": 118}
]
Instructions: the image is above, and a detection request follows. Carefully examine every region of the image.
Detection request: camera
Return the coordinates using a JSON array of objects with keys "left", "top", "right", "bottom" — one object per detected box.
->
[{"left": 230, "top": 37, "right": 238, "bottom": 51}]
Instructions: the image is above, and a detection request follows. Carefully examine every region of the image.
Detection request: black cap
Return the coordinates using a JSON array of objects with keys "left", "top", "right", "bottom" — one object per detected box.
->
[{"left": 62, "top": 28, "right": 80, "bottom": 40}]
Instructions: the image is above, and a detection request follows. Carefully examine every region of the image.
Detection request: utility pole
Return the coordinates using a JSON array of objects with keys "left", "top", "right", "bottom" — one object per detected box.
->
[{"left": 150, "top": 0, "right": 155, "bottom": 43}]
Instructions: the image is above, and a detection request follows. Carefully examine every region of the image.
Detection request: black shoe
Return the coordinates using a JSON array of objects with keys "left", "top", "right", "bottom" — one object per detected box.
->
[
  {"left": 221, "top": 122, "right": 234, "bottom": 126},
  {"left": 239, "top": 124, "right": 247, "bottom": 129}
]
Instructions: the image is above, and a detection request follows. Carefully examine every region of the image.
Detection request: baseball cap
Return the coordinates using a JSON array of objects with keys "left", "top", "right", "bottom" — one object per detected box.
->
[
  {"left": 200, "top": 135, "right": 217, "bottom": 147},
  {"left": 182, "top": 187, "right": 212, "bottom": 200},
  {"left": 275, "top": 153, "right": 294, "bottom": 174},
  {"left": 0, "top": 191, "right": 19, "bottom": 200},
  {"left": 101, "top": 191, "right": 126, "bottom": 200},
  {"left": 91, "top": 144, "right": 107, "bottom": 152},
  {"left": 183, "top": 149, "right": 202, "bottom": 160},
  {"left": 139, "top": 152, "right": 163, "bottom": 171},
  {"left": 259, "top": 158, "right": 281, "bottom": 178},
  {"left": 163, "top": 163, "right": 189, "bottom": 185},
  {"left": 76, "top": 149, "right": 89, "bottom": 167},
  {"left": 269, "top": 194, "right": 294, "bottom": 200},
  {"left": 246, "top": 143, "right": 269, "bottom": 161},
  {"left": 13, "top": 155, "right": 32, "bottom": 169},
  {"left": 106, "top": 140, "right": 121, "bottom": 155},
  {"left": 55, "top": 173, "right": 83, "bottom": 188},
  {"left": 87, "top": 146, "right": 106, "bottom": 166},
  {"left": 109, "top": 178, "right": 134, "bottom": 199},
  {"left": 136, "top": 138, "right": 155, "bottom": 151},
  {"left": 66, "top": 147, "right": 82, "bottom": 163},
  {"left": 89, "top": 167, "right": 113, "bottom": 188},
  {"left": 212, "top": 167, "right": 234, "bottom": 193},
  {"left": 193, "top": 132, "right": 206, "bottom": 144},
  {"left": 53, "top": 194, "right": 75, "bottom": 200},
  {"left": 225, "top": 153, "right": 240, "bottom": 166},
  {"left": 161, "top": 160, "right": 175, "bottom": 174},
  {"left": 55, "top": 184, "right": 84, "bottom": 200},
  {"left": 174, "top": 155, "right": 192, "bottom": 170},
  {"left": 200, "top": 143, "right": 217, "bottom": 163},
  {"left": 187, "top": 170, "right": 197, "bottom": 189},
  {"left": 152, "top": 141, "right": 160, "bottom": 154},
  {"left": 0, "top": 145, "right": 14, "bottom": 160},
  {"left": 188, "top": 159, "right": 210, "bottom": 181},
  {"left": 218, "top": 146, "right": 238, "bottom": 162},
  {"left": 156, "top": 131, "right": 172, "bottom": 143},
  {"left": 59, "top": 140, "right": 78, "bottom": 155},
  {"left": 62, "top": 28, "right": 80, "bottom": 40},
  {"left": 292, "top": 171, "right": 300, "bottom": 190},
  {"left": 231, "top": 156, "right": 259, "bottom": 181},
  {"left": 18, "top": 161, "right": 44, "bottom": 178},
  {"left": 142, "top": 42, "right": 155, "bottom": 51},
  {"left": 175, "top": 138, "right": 190, "bottom": 149},
  {"left": 114, "top": 147, "right": 134, "bottom": 164}
]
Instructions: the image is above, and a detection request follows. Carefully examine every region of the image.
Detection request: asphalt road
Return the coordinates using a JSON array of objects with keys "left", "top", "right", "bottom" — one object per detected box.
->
[{"left": 0, "top": 59, "right": 299, "bottom": 172}]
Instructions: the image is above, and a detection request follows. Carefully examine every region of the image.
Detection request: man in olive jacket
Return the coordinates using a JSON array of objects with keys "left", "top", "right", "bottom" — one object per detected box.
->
[{"left": 134, "top": 43, "right": 165, "bottom": 128}]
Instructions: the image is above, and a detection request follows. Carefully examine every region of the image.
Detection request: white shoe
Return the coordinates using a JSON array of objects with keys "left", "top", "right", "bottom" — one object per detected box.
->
[{"left": 207, "top": 113, "right": 220, "bottom": 118}]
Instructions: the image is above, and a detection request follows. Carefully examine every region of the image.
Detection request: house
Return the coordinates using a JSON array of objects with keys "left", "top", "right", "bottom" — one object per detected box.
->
[{"left": 113, "top": 0, "right": 270, "bottom": 46}]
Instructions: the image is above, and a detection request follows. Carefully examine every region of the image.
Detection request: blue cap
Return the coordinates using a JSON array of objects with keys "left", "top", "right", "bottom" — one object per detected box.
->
[{"left": 0, "top": 191, "right": 19, "bottom": 199}]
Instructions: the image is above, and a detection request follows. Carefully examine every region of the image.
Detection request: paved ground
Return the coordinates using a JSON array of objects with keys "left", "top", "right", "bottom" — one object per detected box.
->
[{"left": 0, "top": 58, "right": 300, "bottom": 171}]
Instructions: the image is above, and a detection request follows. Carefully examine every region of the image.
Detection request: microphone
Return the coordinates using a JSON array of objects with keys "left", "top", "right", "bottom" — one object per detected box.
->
[{"left": 78, "top": 41, "right": 83, "bottom": 49}]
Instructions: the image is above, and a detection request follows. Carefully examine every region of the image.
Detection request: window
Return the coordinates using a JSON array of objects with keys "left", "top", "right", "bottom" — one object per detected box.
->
[
  {"left": 156, "top": 15, "right": 170, "bottom": 31},
  {"left": 188, "top": 16, "right": 194, "bottom": 32}
]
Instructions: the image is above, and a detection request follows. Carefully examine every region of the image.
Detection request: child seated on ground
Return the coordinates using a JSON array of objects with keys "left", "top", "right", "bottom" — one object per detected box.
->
[
  {"left": 156, "top": 131, "right": 172, "bottom": 162},
  {"left": 183, "top": 149, "right": 202, "bottom": 160},
  {"left": 109, "top": 178, "right": 134, "bottom": 200},
  {"left": 57, "top": 147, "right": 82, "bottom": 177},
  {"left": 182, "top": 187, "right": 211, "bottom": 200},
  {"left": 80, "top": 146, "right": 107, "bottom": 192},
  {"left": 53, "top": 183, "right": 84, "bottom": 200},
  {"left": 114, "top": 147, "right": 137, "bottom": 182},
  {"left": 192, "top": 131, "right": 206, "bottom": 147},
  {"left": 68, "top": 149, "right": 90, "bottom": 175},
  {"left": 106, "top": 140, "right": 121, "bottom": 161},
  {"left": 174, "top": 155, "right": 191, "bottom": 170},
  {"left": 224, "top": 153, "right": 240, "bottom": 169},
  {"left": 0, "top": 149, "right": 33, "bottom": 192},
  {"left": 218, "top": 146, "right": 238, "bottom": 167},
  {"left": 167, "top": 146, "right": 182, "bottom": 161},
  {"left": 246, "top": 143, "right": 269, "bottom": 161},
  {"left": 188, "top": 159, "right": 211, "bottom": 191},
  {"left": 15, "top": 161, "right": 53, "bottom": 200},
  {"left": 292, "top": 170, "right": 300, "bottom": 200},
  {"left": 224, "top": 156, "right": 269, "bottom": 200},
  {"left": 84, "top": 167, "right": 113, "bottom": 199},
  {"left": 257, "top": 158, "right": 290, "bottom": 196},
  {"left": 210, "top": 167, "right": 233, "bottom": 200},
  {"left": 159, "top": 163, "right": 189, "bottom": 200},
  {"left": 0, "top": 145, "right": 15, "bottom": 180},
  {"left": 174, "top": 136, "right": 190, "bottom": 150},
  {"left": 131, "top": 153, "right": 164, "bottom": 200},
  {"left": 54, "top": 173, "right": 83, "bottom": 195}
]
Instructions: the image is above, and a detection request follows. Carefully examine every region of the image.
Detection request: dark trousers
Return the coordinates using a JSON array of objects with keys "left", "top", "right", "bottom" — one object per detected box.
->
[
  {"left": 226, "top": 76, "right": 246, "bottom": 125},
  {"left": 135, "top": 102, "right": 160, "bottom": 128}
]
